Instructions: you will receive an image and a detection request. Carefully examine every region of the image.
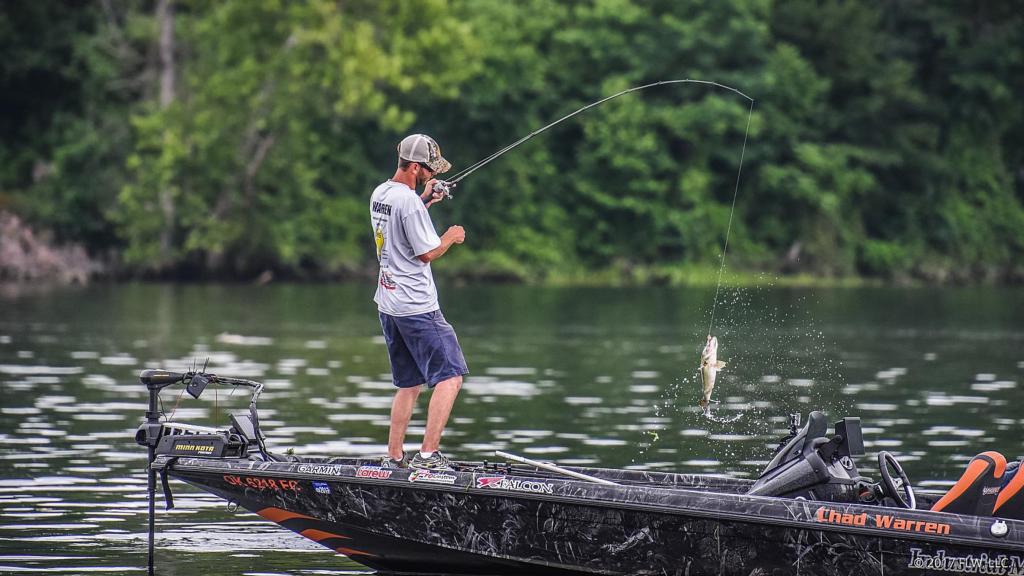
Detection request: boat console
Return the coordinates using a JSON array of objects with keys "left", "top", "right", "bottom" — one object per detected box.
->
[{"left": 747, "top": 411, "right": 904, "bottom": 505}]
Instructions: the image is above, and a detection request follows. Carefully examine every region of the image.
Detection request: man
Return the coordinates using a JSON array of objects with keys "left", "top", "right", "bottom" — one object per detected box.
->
[{"left": 369, "top": 134, "right": 468, "bottom": 471}]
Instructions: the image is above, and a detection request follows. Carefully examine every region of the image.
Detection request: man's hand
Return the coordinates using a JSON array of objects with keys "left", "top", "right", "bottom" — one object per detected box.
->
[
  {"left": 418, "top": 225, "right": 465, "bottom": 263},
  {"left": 443, "top": 225, "right": 465, "bottom": 244},
  {"left": 422, "top": 179, "right": 445, "bottom": 208}
]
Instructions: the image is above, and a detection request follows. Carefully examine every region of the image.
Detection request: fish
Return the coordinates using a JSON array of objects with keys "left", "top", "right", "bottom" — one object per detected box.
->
[{"left": 699, "top": 335, "right": 727, "bottom": 416}]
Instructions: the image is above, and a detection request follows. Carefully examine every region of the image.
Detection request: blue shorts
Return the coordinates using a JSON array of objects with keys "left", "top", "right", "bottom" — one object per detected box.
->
[{"left": 379, "top": 310, "right": 469, "bottom": 389}]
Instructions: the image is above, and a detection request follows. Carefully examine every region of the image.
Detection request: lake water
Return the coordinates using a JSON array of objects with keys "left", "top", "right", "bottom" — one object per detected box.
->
[{"left": 1, "top": 283, "right": 1021, "bottom": 574}]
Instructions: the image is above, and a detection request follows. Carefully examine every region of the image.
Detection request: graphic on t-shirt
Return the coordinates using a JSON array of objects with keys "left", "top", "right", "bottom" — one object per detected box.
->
[
  {"left": 374, "top": 222, "right": 385, "bottom": 260},
  {"left": 372, "top": 212, "right": 395, "bottom": 290}
]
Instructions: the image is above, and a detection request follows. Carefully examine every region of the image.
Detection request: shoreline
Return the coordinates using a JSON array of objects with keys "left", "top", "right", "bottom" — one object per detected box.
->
[
  {"left": 4, "top": 211, "right": 1020, "bottom": 289},
  {"left": 7, "top": 270, "right": 1024, "bottom": 293}
]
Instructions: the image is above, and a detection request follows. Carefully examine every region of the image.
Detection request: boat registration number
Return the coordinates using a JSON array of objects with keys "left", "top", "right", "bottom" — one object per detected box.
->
[{"left": 223, "top": 474, "right": 301, "bottom": 493}]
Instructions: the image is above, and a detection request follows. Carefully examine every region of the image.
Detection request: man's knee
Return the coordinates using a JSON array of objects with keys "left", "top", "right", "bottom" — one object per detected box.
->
[
  {"left": 396, "top": 385, "right": 423, "bottom": 398},
  {"left": 435, "top": 375, "right": 462, "bottom": 392}
]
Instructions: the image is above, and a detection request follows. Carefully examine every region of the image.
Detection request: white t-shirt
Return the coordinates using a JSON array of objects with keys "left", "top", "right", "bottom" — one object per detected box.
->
[{"left": 370, "top": 180, "right": 442, "bottom": 316}]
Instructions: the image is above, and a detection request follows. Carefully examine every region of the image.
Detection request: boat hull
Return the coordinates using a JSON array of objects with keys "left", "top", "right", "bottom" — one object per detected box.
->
[{"left": 158, "top": 456, "right": 1024, "bottom": 575}]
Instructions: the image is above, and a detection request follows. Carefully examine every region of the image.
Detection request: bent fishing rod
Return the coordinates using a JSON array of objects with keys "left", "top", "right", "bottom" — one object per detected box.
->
[
  {"left": 432, "top": 78, "right": 755, "bottom": 339},
  {"left": 431, "top": 78, "right": 754, "bottom": 198}
]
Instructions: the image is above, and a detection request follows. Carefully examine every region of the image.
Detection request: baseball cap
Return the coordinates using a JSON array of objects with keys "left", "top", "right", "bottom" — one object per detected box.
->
[{"left": 397, "top": 134, "right": 451, "bottom": 174}]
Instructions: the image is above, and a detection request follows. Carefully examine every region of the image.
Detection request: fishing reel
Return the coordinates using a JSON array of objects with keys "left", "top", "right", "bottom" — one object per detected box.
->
[{"left": 432, "top": 180, "right": 456, "bottom": 199}]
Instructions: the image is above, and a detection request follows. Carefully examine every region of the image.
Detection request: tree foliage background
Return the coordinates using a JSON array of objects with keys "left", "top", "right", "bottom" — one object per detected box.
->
[{"left": 2, "top": 0, "right": 1022, "bottom": 282}]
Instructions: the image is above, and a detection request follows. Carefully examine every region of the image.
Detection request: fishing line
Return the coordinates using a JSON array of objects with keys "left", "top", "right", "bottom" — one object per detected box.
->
[
  {"left": 167, "top": 384, "right": 186, "bottom": 422},
  {"left": 437, "top": 78, "right": 756, "bottom": 338},
  {"left": 439, "top": 78, "right": 758, "bottom": 439},
  {"left": 706, "top": 98, "right": 755, "bottom": 338},
  {"left": 440, "top": 79, "right": 756, "bottom": 336}
]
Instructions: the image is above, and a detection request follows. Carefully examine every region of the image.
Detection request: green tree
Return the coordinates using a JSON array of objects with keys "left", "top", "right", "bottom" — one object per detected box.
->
[
  {"left": 117, "top": 0, "right": 481, "bottom": 275},
  {"left": 0, "top": 1, "right": 144, "bottom": 250},
  {"left": 3, "top": 0, "right": 1022, "bottom": 283}
]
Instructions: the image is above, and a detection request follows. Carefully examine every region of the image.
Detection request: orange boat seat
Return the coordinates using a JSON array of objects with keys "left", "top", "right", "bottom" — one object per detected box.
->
[
  {"left": 994, "top": 458, "right": 1024, "bottom": 520},
  {"left": 930, "top": 451, "right": 1006, "bottom": 516}
]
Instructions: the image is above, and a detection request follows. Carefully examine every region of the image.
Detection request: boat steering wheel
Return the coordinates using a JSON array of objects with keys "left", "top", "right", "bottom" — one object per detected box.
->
[{"left": 877, "top": 451, "right": 916, "bottom": 509}]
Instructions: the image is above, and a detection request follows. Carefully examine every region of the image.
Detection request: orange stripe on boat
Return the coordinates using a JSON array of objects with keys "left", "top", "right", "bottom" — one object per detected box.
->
[
  {"left": 256, "top": 507, "right": 315, "bottom": 523},
  {"left": 980, "top": 451, "right": 1007, "bottom": 478},
  {"left": 995, "top": 464, "right": 1024, "bottom": 513},
  {"left": 336, "top": 545, "right": 377, "bottom": 558},
  {"left": 300, "top": 528, "right": 349, "bottom": 542},
  {"left": 931, "top": 459, "right": 990, "bottom": 512}
]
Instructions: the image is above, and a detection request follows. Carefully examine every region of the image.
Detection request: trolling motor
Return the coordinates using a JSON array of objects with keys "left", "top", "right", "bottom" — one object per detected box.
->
[
  {"left": 136, "top": 369, "right": 267, "bottom": 460},
  {"left": 136, "top": 368, "right": 267, "bottom": 575}
]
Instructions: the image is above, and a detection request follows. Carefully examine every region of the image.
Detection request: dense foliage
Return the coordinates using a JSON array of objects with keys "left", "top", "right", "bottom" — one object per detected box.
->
[{"left": 2, "top": 0, "right": 1022, "bottom": 282}]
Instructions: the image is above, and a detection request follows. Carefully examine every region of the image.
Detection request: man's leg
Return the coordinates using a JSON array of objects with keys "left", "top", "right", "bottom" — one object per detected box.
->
[
  {"left": 388, "top": 385, "right": 422, "bottom": 460},
  {"left": 421, "top": 375, "right": 462, "bottom": 454}
]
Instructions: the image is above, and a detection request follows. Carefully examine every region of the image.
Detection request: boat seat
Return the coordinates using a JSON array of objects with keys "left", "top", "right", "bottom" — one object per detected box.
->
[
  {"left": 994, "top": 459, "right": 1024, "bottom": 520},
  {"left": 930, "top": 451, "right": 1006, "bottom": 516}
]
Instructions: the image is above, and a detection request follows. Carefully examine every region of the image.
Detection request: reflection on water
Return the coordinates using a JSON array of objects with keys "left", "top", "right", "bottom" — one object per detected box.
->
[{"left": 1, "top": 283, "right": 1022, "bottom": 574}]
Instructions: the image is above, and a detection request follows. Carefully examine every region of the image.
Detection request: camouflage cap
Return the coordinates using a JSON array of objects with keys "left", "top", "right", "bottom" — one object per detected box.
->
[{"left": 397, "top": 134, "right": 451, "bottom": 174}]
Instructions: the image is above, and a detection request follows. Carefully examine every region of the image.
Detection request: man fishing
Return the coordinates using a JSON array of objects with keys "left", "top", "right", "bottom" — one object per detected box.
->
[{"left": 370, "top": 134, "right": 468, "bottom": 471}]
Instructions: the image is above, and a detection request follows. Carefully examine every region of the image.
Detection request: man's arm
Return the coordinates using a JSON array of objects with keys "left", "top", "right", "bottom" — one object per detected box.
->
[{"left": 418, "top": 226, "right": 465, "bottom": 263}]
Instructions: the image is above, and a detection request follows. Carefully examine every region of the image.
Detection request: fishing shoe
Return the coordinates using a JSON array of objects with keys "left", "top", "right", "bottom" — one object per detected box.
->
[
  {"left": 380, "top": 452, "right": 409, "bottom": 469},
  {"left": 410, "top": 451, "right": 454, "bottom": 471}
]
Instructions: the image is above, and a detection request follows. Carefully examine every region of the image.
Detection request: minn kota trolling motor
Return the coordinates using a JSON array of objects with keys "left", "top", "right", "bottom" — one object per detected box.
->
[{"left": 135, "top": 368, "right": 267, "bottom": 575}]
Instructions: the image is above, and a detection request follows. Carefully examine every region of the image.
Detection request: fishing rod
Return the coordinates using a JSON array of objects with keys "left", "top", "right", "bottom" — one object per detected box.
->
[
  {"left": 431, "top": 78, "right": 754, "bottom": 198},
  {"left": 432, "top": 77, "right": 756, "bottom": 340}
]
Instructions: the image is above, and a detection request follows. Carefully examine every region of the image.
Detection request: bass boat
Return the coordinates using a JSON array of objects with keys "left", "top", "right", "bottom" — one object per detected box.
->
[{"left": 136, "top": 369, "right": 1024, "bottom": 575}]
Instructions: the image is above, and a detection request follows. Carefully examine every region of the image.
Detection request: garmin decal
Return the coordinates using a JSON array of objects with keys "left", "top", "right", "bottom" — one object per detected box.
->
[{"left": 297, "top": 464, "right": 345, "bottom": 476}]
